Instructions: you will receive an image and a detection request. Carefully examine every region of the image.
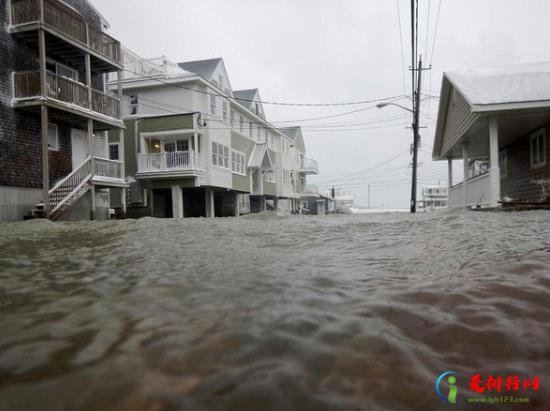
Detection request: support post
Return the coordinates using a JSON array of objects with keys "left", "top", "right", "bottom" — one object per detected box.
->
[
  {"left": 489, "top": 117, "right": 501, "bottom": 208},
  {"left": 90, "top": 184, "right": 96, "bottom": 220},
  {"left": 87, "top": 119, "right": 94, "bottom": 157},
  {"left": 448, "top": 158, "right": 453, "bottom": 189},
  {"left": 205, "top": 188, "right": 214, "bottom": 218},
  {"left": 234, "top": 192, "right": 239, "bottom": 217},
  {"left": 273, "top": 198, "right": 278, "bottom": 211},
  {"left": 39, "top": 28, "right": 49, "bottom": 218},
  {"left": 121, "top": 188, "right": 127, "bottom": 217},
  {"left": 463, "top": 143, "right": 469, "bottom": 207},
  {"left": 85, "top": 52, "right": 92, "bottom": 109},
  {"left": 171, "top": 185, "right": 183, "bottom": 219}
]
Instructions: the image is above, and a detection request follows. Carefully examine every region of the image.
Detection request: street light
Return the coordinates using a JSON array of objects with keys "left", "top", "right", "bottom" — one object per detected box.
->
[{"left": 376, "top": 102, "right": 414, "bottom": 113}]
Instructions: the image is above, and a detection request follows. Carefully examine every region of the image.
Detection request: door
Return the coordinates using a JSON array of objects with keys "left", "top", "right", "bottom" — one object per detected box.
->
[
  {"left": 164, "top": 138, "right": 190, "bottom": 168},
  {"left": 71, "top": 129, "right": 88, "bottom": 170}
]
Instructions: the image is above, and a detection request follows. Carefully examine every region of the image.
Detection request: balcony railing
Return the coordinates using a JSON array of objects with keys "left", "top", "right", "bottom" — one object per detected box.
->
[
  {"left": 448, "top": 172, "right": 490, "bottom": 208},
  {"left": 137, "top": 151, "right": 201, "bottom": 174},
  {"left": 10, "top": 0, "right": 121, "bottom": 65},
  {"left": 93, "top": 157, "right": 123, "bottom": 179},
  {"left": 300, "top": 158, "right": 319, "bottom": 174},
  {"left": 13, "top": 71, "right": 121, "bottom": 120}
]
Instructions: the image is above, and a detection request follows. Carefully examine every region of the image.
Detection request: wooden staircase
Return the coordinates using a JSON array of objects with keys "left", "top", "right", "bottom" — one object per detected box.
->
[{"left": 25, "top": 157, "right": 122, "bottom": 220}]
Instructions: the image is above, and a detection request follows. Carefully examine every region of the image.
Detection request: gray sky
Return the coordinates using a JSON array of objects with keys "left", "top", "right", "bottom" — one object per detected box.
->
[{"left": 94, "top": 0, "right": 550, "bottom": 208}]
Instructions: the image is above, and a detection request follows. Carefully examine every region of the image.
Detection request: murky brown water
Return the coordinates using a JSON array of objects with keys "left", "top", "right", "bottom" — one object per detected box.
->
[{"left": 0, "top": 211, "right": 549, "bottom": 410}]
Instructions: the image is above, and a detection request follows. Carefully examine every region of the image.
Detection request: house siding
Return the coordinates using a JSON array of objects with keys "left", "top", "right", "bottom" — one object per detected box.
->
[
  {"left": 440, "top": 87, "right": 480, "bottom": 157},
  {"left": 139, "top": 114, "right": 194, "bottom": 133},
  {"left": 500, "top": 124, "right": 550, "bottom": 203}
]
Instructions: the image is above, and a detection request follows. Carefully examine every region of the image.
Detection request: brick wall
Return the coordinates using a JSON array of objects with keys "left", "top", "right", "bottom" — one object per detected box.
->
[
  {"left": 0, "top": 0, "right": 106, "bottom": 189},
  {"left": 501, "top": 124, "right": 550, "bottom": 203}
]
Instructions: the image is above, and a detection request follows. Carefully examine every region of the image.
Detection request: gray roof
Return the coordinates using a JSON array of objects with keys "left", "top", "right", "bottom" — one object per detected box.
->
[
  {"left": 446, "top": 61, "right": 550, "bottom": 107},
  {"left": 248, "top": 143, "right": 272, "bottom": 169},
  {"left": 178, "top": 58, "right": 222, "bottom": 81},
  {"left": 279, "top": 126, "right": 301, "bottom": 140},
  {"left": 233, "top": 89, "right": 259, "bottom": 111}
]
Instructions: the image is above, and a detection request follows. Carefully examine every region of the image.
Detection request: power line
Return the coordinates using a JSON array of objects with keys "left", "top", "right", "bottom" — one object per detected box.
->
[
  {"left": 121, "top": 66, "right": 405, "bottom": 107},
  {"left": 429, "top": 0, "right": 442, "bottom": 67},
  {"left": 396, "top": 0, "right": 408, "bottom": 97}
]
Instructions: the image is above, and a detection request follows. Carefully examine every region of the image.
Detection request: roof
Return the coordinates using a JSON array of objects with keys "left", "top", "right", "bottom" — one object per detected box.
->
[
  {"left": 279, "top": 126, "right": 301, "bottom": 141},
  {"left": 233, "top": 89, "right": 259, "bottom": 111},
  {"left": 177, "top": 58, "right": 222, "bottom": 80},
  {"left": 248, "top": 143, "right": 272, "bottom": 169},
  {"left": 445, "top": 61, "right": 550, "bottom": 107}
]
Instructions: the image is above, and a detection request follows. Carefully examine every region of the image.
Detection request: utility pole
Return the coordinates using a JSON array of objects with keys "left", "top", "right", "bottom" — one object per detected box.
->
[{"left": 410, "top": 56, "right": 422, "bottom": 213}]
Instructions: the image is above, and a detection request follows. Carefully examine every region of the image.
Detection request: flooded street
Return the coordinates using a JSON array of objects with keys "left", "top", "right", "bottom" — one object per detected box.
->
[{"left": 1, "top": 211, "right": 550, "bottom": 410}]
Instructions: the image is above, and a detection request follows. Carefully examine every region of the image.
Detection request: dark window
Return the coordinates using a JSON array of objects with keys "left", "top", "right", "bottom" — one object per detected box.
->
[{"left": 109, "top": 144, "right": 119, "bottom": 160}]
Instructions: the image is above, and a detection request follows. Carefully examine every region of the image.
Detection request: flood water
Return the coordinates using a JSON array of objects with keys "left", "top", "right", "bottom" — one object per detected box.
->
[{"left": 0, "top": 211, "right": 549, "bottom": 410}]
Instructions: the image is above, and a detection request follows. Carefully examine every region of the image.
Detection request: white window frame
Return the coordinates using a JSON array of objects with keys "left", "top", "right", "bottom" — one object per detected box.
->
[
  {"left": 499, "top": 150, "right": 507, "bottom": 178},
  {"left": 212, "top": 142, "right": 230, "bottom": 169},
  {"left": 530, "top": 129, "right": 546, "bottom": 169},
  {"left": 222, "top": 100, "right": 228, "bottom": 122},
  {"left": 48, "top": 123, "right": 58, "bottom": 151},
  {"left": 231, "top": 150, "right": 246, "bottom": 175},
  {"left": 210, "top": 94, "right": 217, "bottom": 115},
  {"left": 265, "top": 171, "right": 275, "bottom": 183}
]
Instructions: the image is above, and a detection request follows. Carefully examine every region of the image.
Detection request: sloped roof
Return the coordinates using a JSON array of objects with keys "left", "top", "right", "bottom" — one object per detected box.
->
[
  {"left": 248, "top": 143, "right": 272, "bottom": 169},
  {"left": 446, "top": 61, "right": 550, "bottom": 107},
  {"left": 279, "top": 126, "right": 301, "bottom": 140},
  {"left": 177, "top": 58, "right": 222, "bottom": 80},
  {"left": 233, "top": 89, "right": 259, "bottom": 111}
]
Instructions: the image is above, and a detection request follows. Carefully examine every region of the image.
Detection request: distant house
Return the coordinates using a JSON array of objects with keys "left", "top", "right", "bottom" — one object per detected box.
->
[
  {"left": 432, "top": 62, "right": 550, "bottom": 208},
  {"left": 418, "top": 185, "right": 448, "bottom": 211}
]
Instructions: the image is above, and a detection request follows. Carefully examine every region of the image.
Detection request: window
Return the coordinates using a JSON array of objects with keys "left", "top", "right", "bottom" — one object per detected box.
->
[
  {"left": 210, "top": 94, "right": 217, "bottom": 115},
  {"left": 499, "top": 150, "right": 507, "bottom": 178},
  {"left": 48, "top": 123, "right": 58, "bottom": 151},
  {"left": 283, "top": 169, "right": 291, "bottom": 185},
  {"left": 255, "top": 102, "right": 259, "bottom": 115},
  {"left": 231, "top": 150, "right": 246, "bottom": 174},
  {"left": 218, "top": 74, "right": 224, "bottom": 90},
  {"left": 230, "top": 111, "right": 235, "bottom": 128},
  {"left": 223, "top": 101, "right": 228, "bottom": 122},
  {"left": 109, "top": 143, "right": 120, "bottom": 160},
  {"left": 212, "top": 142, "right": 229, "bottom": 169},
  {"left": 129, "top": 95, "right": 138, "bottom": 115},
  {"left": 257, "top": 126, "right": 261, "bottom": 141},
  {"left": 531, "top": 129, "right": 545, "bottom": 169},
  {"left": 265, "top": 171, "right": 275, "bottom": 183},
  {"left": 239, "top": 115, "right": 244, "bottom": 132},
  {"left": 46, "top": 59, "right": 78, "bottom": 82}
]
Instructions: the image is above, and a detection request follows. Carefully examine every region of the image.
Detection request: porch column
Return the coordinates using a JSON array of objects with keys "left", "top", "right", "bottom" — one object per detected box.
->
[
  {"left": 117, "top": 71, "right": 125, "bottom": 180},
  {"left": 448, "top": 158, "right": 453, "bottom": 189},
  {"left": 462, "top": 143, "right": 469, "bottom": 207},
  {"left": 90, "top": 184, "right": 96, "bottom": 220},
  {"left": 273, "top": 198, "right": 278, "bottom": 211},
  {"left": 489, "top": 117, "right": 501, "bottom": 208},
  {"left": 205, "top": 188, "right": 215, "bottom": 218},
  {"left": 85, "top": 52, "right": 92, "bottom": 110},
  {"left": 171, "top": 185, "right": 184, "bottom": 219},
  {"left": 121, "top": 188, "right": 127, "bottom": 217},
  {"left": 194, "top": 131, "right": 199, "bottom": 154},
  {"left": 234, "top": 192, "right": 239, "bottom": 217},
  {"left": 39, "top": 27, "right": 49, "bottom": 218},
  {"left": 87, "top": 119, "right": 94, "bottom": 157}
]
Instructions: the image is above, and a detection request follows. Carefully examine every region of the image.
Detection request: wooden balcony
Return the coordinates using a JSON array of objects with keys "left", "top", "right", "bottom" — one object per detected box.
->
[
  {"left": 13, "top": 71, "right": 121, "bottom": 127},
  {"left": 10, "top": 0, "right": 122, "bottom": 71}
]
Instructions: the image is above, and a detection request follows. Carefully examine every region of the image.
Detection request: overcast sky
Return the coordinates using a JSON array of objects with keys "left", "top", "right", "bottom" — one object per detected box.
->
[{"left": 94, "top": 0, "right": 550, "bottom": 208}]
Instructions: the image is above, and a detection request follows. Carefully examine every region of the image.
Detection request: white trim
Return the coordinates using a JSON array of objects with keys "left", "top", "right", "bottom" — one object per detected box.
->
[
  {"left": 48, "top": 123, "right": 59, "bottom": 151},
  {"left": 530, "top": 128, "right": 546, "bottom": 169},
  {"left": 140, "top": 129, "right": 197, "bottom": 138}
]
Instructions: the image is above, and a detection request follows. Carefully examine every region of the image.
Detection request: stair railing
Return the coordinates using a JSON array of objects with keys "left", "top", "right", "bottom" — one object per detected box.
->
[{"left": 49, "top": 156, "right": 93, "bottom": 215}]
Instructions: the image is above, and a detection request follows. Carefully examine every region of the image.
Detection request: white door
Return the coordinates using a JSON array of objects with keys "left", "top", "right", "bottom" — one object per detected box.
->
[{"left": 71, "top": 129, "right": 88, "bottom": 170}]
